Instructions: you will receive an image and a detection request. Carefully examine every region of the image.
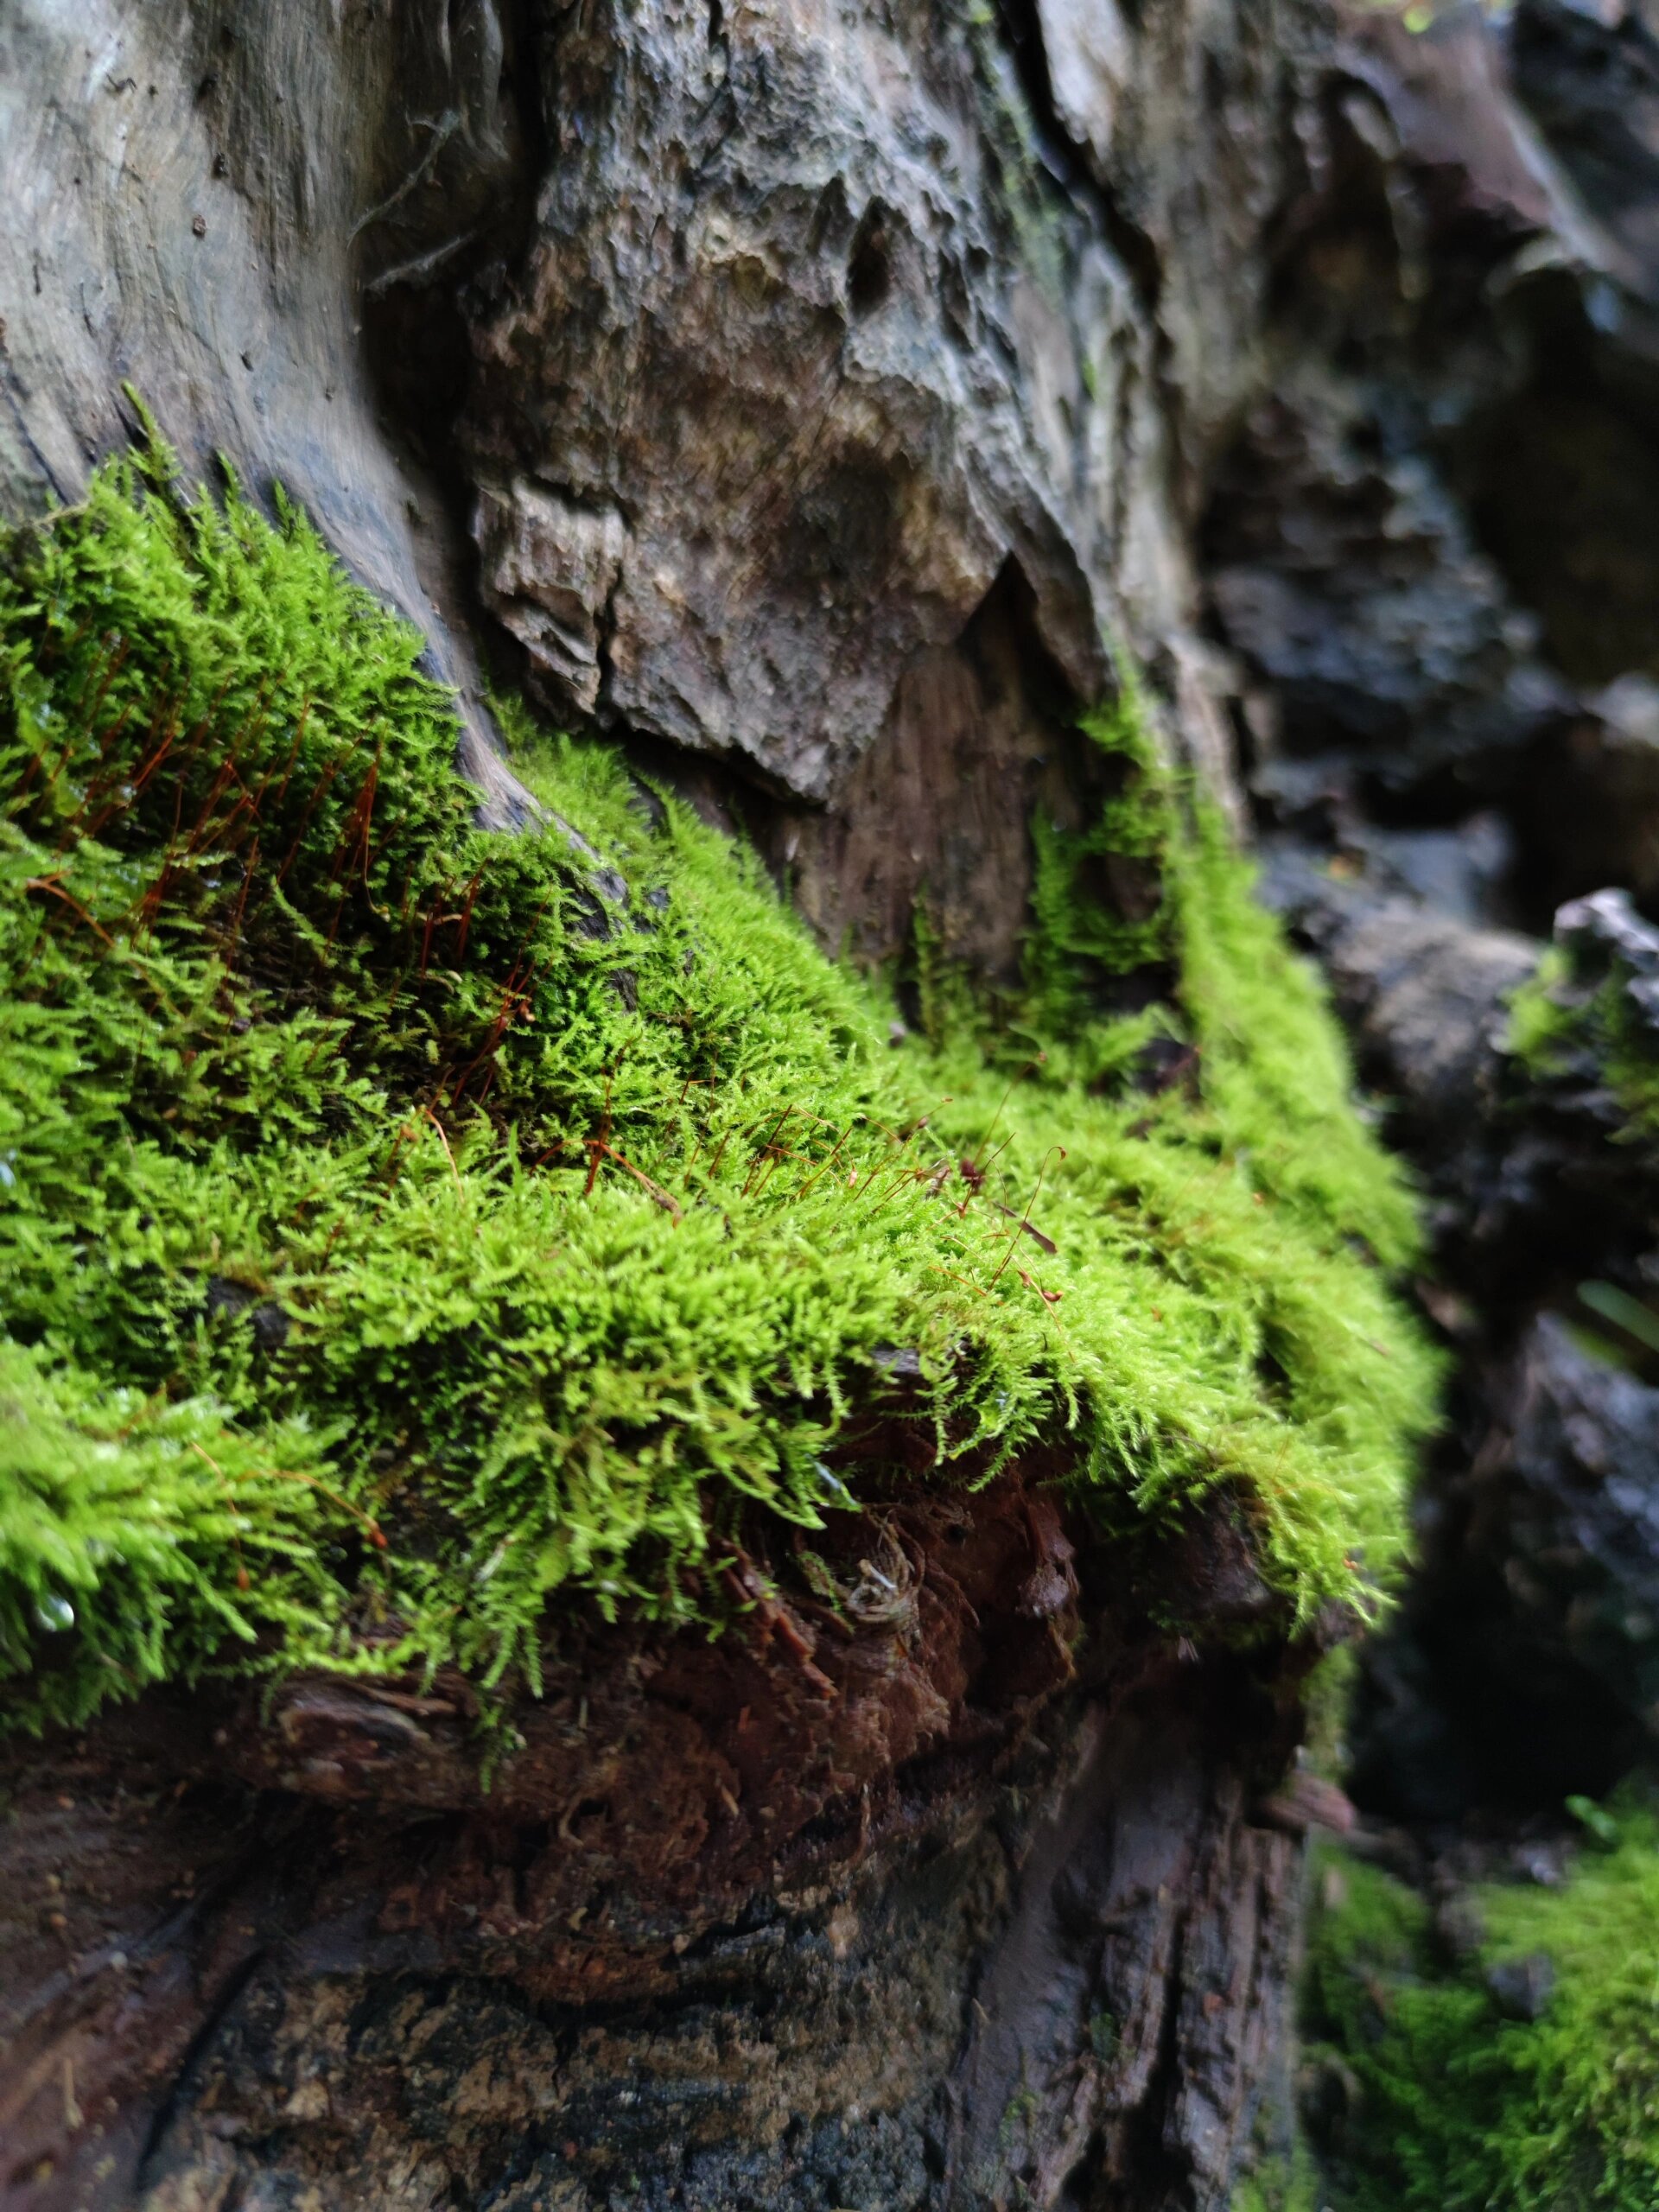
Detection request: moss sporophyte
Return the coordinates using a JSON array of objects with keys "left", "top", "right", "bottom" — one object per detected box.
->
[{"left": 0, "top": 436, "right": 1438, "bottom": 1732}]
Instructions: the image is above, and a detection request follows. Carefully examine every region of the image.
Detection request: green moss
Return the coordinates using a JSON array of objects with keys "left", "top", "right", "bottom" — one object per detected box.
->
[
  {"left": 1304, "top": 1802, "right": 1659, "bottom": 2211},
  {"left": 1020, "top": 688, "right": 1175, "bottom": 1049},
  {"left": 1230, "top": 2150, "right": 1322, "bottom": 2212},
  {"left": 1506, "top": 946, "right": 1574, "bottom": 1069},
  {"left": 1509, "top": 944, "right": 1659, "bottom": 1150},
  {"left": 1302, "top": 1645, "right": 1360, "bottom": 1783},
  {"left": 0, "top": 443, "right": 1436, "bottom": 1732}
]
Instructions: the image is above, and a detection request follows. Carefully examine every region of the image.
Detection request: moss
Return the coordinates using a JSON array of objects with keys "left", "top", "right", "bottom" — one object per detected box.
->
[
  {"left": 1509, "top": 943, "right": 1659, "bottom": 1152},
  {"left": 1304, "top": 1801, "right": 1659, "bottom": 2211},
  {"left": 1019, "top": 687, "right": 1175, "bottom": 1048},
  {"left": 0, "top": 443, "right": 1437, "bottom": 1732},
  {"left": 1302, "top": 1644, "right": 1359, "bottom": 1783},
  {"left": 1230, "top": 2151, "right": 1321, "bottom": 2212}
]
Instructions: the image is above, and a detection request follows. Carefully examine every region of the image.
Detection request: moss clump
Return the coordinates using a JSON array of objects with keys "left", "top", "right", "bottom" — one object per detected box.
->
[
  {"left": 1303, "top": 1802, "right": 1659, "bottom": 2211},
  {"left": 0, "top": 443, "right": 1436, "bottom": 1732},
  {"left": 1508, "top": 921, "right": 1659, "bottom": 1153}
]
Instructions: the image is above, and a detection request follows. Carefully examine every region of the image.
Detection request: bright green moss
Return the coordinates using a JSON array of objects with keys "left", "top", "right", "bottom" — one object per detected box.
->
[
  {"left": 1305, "top": 1803, "right": 1659, "bottom": 2211},
  {"left": 1021, "top": 688, "right": 1176, "bottom": 1038},
  {"left": 0, "top": 442, "right": 1437, "bottom": 1731},
  {"left": 1507, "top": 946, "right": 1575, "bottom": 1069}
]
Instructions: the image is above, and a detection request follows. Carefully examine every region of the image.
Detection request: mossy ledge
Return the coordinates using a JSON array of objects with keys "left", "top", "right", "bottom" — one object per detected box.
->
[{"left": 0, "top": 443, "right": 1436, "bottom": 1736}]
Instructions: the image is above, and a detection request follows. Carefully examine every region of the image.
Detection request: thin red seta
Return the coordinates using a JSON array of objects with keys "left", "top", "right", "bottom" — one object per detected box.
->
[
  {"left": 448, "top": 965, "right": 537, "bottom": 1107},
  {"left": 453, "top": 870, "right": 484, "bottom": 964},
  {"left": 272, "top": 734, "right": 365, "bottom": 892},
  {"left": 587, "top": 1139, "right": 683, "bottom": 1222},
  {"left": 970, "top": 1055, "right": 1046, "bottom": 1172},
  {"left": 55, "top": 702, "right": 137, "bottom": 849},
  {"left": 259, "top": 699, "right": 311, "bottom": 822},
  {"left": 417, "top": 877, "right": 455, "bottom": 981},
  {"left": 191, "top": 1440, "right": 390, "bottom": 1554},
  {"left": 422, "top": 1106, "right": 466, "bottom": 1195},
  {"left": 39, "top": 637, "right": 131, "bottom": 801},
  {"left": 989, "top": 1146, "right": 1067, "bottom": 1287},
  {"left": 24, "top": 874, "right": 115, "bottom": 946},
  {"left": 225, "top": 836, "right": 261, "bottom": 955},
  {"left": 583, "top": 1070, "right": 618, "bottom": 1198}
]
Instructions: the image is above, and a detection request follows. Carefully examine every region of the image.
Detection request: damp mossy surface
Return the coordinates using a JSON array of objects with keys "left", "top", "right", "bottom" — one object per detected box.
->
[
  {"left": 1303, "top": 1801, "right": 1659, "bottom": 2212},
  {"left": 0, "top": 448, "right": 1437, "bottom": 1731}
]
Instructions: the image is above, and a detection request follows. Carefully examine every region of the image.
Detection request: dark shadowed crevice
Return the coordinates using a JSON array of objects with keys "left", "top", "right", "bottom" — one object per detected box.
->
[
  {"left": 1455, "top": 284, "right": 1659, "bottom": 693},
  {"left": 847, "top": 199, "right": 896, "bottom": 317}
]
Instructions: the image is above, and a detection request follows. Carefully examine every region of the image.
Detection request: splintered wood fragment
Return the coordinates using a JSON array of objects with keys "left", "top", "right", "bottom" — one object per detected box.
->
[{"left": 770, "top": 1605, "right": 840, "bottom": 1698}]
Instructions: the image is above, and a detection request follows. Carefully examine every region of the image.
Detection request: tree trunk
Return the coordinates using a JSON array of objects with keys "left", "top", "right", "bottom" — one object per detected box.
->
[{"left": 7, "top": 1, "right": 1657, "bottom": 2208}]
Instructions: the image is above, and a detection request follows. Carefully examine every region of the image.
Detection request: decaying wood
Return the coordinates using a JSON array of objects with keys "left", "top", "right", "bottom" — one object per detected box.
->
[{"left": 2, "top": 1473, "right": 1325, "bottom": 2211}]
